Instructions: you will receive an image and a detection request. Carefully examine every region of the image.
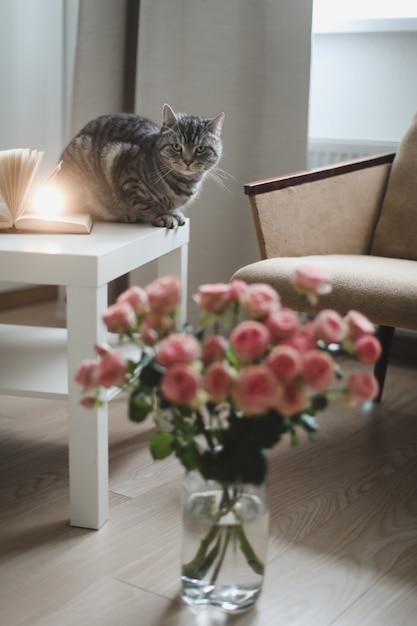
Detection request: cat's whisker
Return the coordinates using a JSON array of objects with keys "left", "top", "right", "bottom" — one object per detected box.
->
[
  {"left": 151, "top": 166, "right": 176, "bottom": 185},
  {"left": 213, "top": 165, "right": 236, "bottom": 181},
  {"left": 206, "top": 169, "right": 232, "bottom": 193}
]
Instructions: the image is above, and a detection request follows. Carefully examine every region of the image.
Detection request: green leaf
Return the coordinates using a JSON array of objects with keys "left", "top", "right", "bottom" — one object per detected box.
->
[
  {"left": 173, "top": 438, "right": 200, "bottom": 472},
  {"left": 289, "top": 429, "right": 300, "bottom": 446},
  {"left": 129, "top": 393, "right": 153, "bottom": 422},
  {"left": 199, "top": 443, "right": 267, "bottom": 485},
  {"left": 126, "top": 358, "right": 139, "bottom": 376},
  {"left": 226, "top": 347, "right": 240, "bottom": 370},
  {"left": 139, "top": 361, "right": 165, "bottom": 388},
  {"left": 310, "top": 393, "right": 328, "bottom": 412},
  {"left": 150, "top": 432, "right": 175, "bottom": 459}
]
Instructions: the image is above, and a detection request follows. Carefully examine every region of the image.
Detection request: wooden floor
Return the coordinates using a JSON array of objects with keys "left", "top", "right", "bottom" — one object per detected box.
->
[{"left": 1, "top": 301, "right": 417, "bottom": 625}]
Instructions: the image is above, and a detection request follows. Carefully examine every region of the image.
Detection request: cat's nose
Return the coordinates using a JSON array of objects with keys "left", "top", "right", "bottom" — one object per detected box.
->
[{"left": 183, "top": 159, "right": 193, "bottom": 167}]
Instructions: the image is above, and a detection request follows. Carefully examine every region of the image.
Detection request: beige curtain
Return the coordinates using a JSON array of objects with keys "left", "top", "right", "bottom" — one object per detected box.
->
[
  {"left": 69, "top": 0, "right": 139, "bottom": 300},
  {"left": 69, "top": 0, "right": 137, "bottom": 136},
  {"left": 135, "top": 0, "right": 313, "bottom": 321}
]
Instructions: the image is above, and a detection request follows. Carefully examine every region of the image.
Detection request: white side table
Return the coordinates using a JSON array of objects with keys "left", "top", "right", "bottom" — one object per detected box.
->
[{"left": 0, "top": 221, "right": 189, "bottom": 529}]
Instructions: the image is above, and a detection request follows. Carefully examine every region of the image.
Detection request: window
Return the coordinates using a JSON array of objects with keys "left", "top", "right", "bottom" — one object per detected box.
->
[{"left": 313, "top": 0, "right": 417, "bottom": 33}]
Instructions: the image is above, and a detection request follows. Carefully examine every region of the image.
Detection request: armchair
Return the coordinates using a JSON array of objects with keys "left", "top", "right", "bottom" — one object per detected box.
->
[{"left": 232, "top": 112, "right": 417, "bottom": 401}]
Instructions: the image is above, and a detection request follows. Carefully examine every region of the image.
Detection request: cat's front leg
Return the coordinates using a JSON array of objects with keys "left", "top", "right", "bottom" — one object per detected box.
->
[{"left": 152, "top": 209, "right": 186, "bottom": 229}]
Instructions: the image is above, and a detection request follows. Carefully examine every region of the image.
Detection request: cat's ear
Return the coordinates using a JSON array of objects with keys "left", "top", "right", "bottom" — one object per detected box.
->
[
  {"left": 206, "top": 112, "right": 225, "bottom": 136},
  {"left": 162, "top": 104, "right": 178, "bottom": 128}
]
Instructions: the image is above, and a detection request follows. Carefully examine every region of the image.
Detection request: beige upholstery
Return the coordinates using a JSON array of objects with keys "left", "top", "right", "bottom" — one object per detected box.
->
[
  {"left": 232, "top": 112, "right": 417, "bottom": 398},
  {"left": 234, "top": 255, "right": 417, "bottom": 331},
  {"left": 372, "top": 110, "right": 417, "bottom": 261},
  {"left": 251, "top": 164, "right": 389, "bottom": 259}
]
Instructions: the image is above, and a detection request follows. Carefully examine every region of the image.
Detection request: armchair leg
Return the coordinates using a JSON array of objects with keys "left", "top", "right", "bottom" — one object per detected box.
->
[{"left": 373, "top": 325, "right": 395, "bottom": 403}]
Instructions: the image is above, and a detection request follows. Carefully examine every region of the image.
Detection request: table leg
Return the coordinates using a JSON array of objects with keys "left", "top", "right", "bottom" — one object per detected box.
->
[
  {"left": 157, "top": 243, "right": 188, "bottom": 326},
  {"left": 66, "top": 284, "right": 108, "bottom": 529}
]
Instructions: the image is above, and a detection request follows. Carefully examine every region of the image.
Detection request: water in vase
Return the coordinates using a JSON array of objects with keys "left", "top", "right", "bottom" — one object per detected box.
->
[{"left": 181, "top": 484, "right": 269, "bottom": 613}]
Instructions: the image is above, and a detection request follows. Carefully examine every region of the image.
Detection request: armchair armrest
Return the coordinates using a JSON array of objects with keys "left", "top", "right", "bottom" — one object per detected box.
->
[{"left": 245, "top": 153, "right": 395, "bottom": 259}]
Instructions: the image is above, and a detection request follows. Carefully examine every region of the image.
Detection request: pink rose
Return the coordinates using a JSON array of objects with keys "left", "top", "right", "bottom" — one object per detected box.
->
[
  {"left": 156, "top": 333, "right": 201, "bottom": 367},
  {"left": 345, "top": 310, "right": 375, "bottom": 339},
  {"left": 194, "top": 283, "right": 231, "bottom": 313},
  {"left": 347, "top": 371, "right": 379, "bottom": 405},
  {"left": 117, "top": 285, "right": 149, "bottom": 314},
  {"left": 354, "top": 335, "right": 382, "bottom": 365},
  {"left": 161, "top": 363, "right": 200, "bottom": 404},
  {"left": 240, "top": 283, "right": 280, "bottom": 319},
  {"left": 80, "top": 396, "right": 97, "bottom": 409},
  {"left": 281, "top": 323, "right": 316, "bottom": 354},
  {"left": 301, "top": 349, "right": 335, "bottom": 391},
  {"left": 202, "top": 334, "right": 229, "bottom": 365},
  {"left": 96, "top": 351, "right": 127, "bottom": 388},
  {"left": 314, "top": 309, "right": 346, "bottom": 344},
  {"left": 228, "top": 279, "right": 248, "bottom": 302},
  {"left": 276, "top": 382, "right": 308, "bottom": 417},
  {"left": 102, "top": 301, "right": 136, "bottom": 333},
  {"left": 94, "top": 342, "right": 113, "bottom": 357},
  {"left": 145, "top": 276, "right": 181, "bottom": 314},
  {"left": 75, "top": 359, "right": 100, "bottom": 391},
  {"left": 233, "top": 365, "right": 281, "bottom": 415},
  {"left": 203, "top": 362, "right": 234, "bottom": 402},
  {"left": 139, "top": 313, "right": 174, "bottom": 345},
  {"left": 293, "top": 265, "right": 332, "bottom": 306},
  {"left": 264, "top": 308, "right": 300, "bottom": 341},
  {"left": 230, "top": 320, "right": 271, "bottom": 362},
  {"left": 266, "top": 345, "right": 302, "bottom": 383}
]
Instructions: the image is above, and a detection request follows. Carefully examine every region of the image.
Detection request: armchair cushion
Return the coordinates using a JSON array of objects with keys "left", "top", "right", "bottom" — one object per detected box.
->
[
  {"left": 371, "top": 110, "right": 417, "bottom": 261},
  {"left": 232, "top": 254, "right": 417, "bottom": 331}
]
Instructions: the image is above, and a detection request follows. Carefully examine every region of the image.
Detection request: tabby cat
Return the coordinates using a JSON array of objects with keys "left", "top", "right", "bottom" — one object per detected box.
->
[{"left": 58, "top": 104, "right": 224, "bottom": 228}]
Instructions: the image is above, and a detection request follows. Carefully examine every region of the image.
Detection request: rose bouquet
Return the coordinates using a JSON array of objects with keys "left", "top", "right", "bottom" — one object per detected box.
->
[
  {"left": 76, "top": 267, "right": 380, "bottom": 484},
  {"left": 75, "top": 267, "right": 381, "bottom": 609}
]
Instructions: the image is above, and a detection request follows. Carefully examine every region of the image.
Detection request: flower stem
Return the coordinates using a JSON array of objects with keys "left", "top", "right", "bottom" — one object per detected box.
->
[
  {"left": 234, "top": 523, "right": 265, "bottom": 575},
  {"left": 182, "top": 521, "right": 220, "bottom": 578},
  {"left": 210, "top": 524, "right": 233, "bottom": 585}
]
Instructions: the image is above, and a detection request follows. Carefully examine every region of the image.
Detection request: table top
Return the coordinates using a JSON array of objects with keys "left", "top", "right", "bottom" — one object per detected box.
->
[{"left": 0, "top": 220, "right": 189, "bottom": 287}]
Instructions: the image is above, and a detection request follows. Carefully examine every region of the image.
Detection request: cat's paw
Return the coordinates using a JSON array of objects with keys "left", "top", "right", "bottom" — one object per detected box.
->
[{"left": 152, "top": 211, "right": 185, "bottom": 229}]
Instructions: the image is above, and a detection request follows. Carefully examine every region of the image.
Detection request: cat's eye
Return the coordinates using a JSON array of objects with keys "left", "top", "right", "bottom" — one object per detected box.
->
[
  {"left": 172, "top": 143, "right": 182, "bottom": 152},
  {"left": 195, "top": 145, "right": 206, "bottom": 154}
]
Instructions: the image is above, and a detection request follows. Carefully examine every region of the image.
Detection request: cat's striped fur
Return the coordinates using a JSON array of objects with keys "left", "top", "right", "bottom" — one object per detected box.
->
[{"left": 58, "top": 104, "right": 224, "bottom": 228}]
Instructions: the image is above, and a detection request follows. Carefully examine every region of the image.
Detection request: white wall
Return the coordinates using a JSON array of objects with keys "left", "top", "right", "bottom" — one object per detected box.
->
[
  {"left": 309, "top": 28, "right": 417, "bottom": 142},
  {"left": 0, "top": 0, "right": 69, "bottom": 293},
  {"left": 0, "top": 0, "right": 68, "bottom": 175}
]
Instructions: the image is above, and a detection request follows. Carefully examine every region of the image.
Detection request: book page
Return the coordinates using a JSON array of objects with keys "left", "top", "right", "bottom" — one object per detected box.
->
[
  {"left": 16, "top": 150, "right": 44, "bottom": 218},
  {"left": 14, "top": 212, "right": 93, "bottom": 234},
  {"left": 0, "top": 150, "right": 14, "bottom": 216},
  {"left": 0, "top": 201, "right": 14, "bottom": 228},
  {"left": 0, "top": 149, "right": 44, "bottom": 221}
]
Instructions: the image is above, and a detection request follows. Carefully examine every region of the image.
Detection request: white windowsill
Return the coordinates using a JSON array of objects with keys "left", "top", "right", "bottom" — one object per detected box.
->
[{"left": 313, "top": 17, "right": 417, "bottom": 34}]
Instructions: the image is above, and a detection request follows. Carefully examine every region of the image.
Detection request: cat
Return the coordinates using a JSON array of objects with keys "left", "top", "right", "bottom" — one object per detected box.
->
[{"left": 57, "top": 104, "right": 224, "bottom": 228}]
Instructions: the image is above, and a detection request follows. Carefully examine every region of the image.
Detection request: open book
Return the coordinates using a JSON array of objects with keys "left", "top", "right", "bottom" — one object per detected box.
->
[{"left": 0, "top": 149, "right": 92, "bottom": 234}]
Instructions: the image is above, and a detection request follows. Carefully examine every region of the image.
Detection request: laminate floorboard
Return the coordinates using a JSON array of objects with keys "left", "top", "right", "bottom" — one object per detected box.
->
[{"left": 0, "top": 300, "right": 416, "bottom": 625}]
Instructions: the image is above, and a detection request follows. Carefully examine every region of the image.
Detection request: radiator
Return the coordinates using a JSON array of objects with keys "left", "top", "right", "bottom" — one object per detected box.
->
[{"left": 307, "top": 138, "right": 399, "bottom": 169}]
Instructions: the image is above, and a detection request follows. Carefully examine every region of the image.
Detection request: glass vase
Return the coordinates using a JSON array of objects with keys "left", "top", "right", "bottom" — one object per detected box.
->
[{"left": 180, "top": 470, "right": 269, "bottom": 613}]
